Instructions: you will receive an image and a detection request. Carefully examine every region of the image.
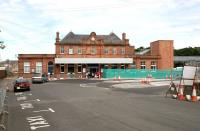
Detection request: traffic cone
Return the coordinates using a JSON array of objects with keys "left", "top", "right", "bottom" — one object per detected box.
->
[
  {"left": 186, "top": 95, "right": 191, "bottom": 101},
  {"left": 191, "top": 85, "right": 197, "bottom": 102},
  {"left": 172, "top": 94, "right": 177, "bottom": 99},
  {"left": 165, "top": 75, "right": 168, "bottom": 80},
  {"left": 178, "top": 85, "right": 185, "bottom": 100},
  {"left": 169, "top": 75, "right": 172, "bottom": 80},
  {"left": 147, "top": 77, "right": 151, "bottom": 84},
  {"left": 140, "top": 78, "right": 144, "bottom": 84},
  {"left": 118, "top": 75, "right": 121, "bottom": 81},
  {"left": 114, "top": 76, "right": 116, "bottom": 81}
]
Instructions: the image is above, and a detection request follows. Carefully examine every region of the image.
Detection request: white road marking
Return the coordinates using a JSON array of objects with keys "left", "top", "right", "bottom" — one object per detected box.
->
[
  {"left": 17, "top": 96, "right": 27, "bottom": 101},
  {"left": 15, "top": 93, "right": 32, "bottom": 96},
  {"left": 33, "top": 108, "right": 55, "bottom": 113},
  {"left": 27, "top": 116, "right": 50, "bottom": 130},
  {"left": 20, "top": 103, "right": 34, "bottom": 110},
  {"left": 80, "top": 83, "right": 98, "bottom": 88},
  {"left": 15, "top": 92, "right": 23, "bottom": 96},
  {"left": 24, "top": 99, "right": 40, "bottom": 103},
  {"left": 30, "top": 125, "right": 50, "bottom": 130},
  {"left": 48, "top": 108, "right": 55, "bottom": 112}
]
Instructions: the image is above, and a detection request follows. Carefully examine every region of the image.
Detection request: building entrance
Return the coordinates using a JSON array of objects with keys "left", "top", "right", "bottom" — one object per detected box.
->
[{"left": 87, "top": 64, "right": 99, "bottom": 78}]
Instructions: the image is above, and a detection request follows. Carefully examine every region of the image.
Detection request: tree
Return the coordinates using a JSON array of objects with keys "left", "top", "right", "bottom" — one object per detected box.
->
[{"left": 174, "top": 47, "right": 200, "bottom": 56}]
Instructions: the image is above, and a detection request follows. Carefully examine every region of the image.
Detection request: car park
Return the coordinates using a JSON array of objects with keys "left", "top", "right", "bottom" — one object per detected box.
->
[
  {"left": 13, "top": 78, "right": 31, "bottom": 92},
  {"left": 32, "top": 73, "right": 48, "bottom": 83}
]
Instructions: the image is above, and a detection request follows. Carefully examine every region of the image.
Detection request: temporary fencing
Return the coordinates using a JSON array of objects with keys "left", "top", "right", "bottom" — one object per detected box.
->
[{"left": 102, "top": 68, "right": 183, "bottom": 79}]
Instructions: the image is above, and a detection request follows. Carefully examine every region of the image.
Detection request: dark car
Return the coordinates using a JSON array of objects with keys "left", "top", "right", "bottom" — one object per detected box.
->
[
  {"left": 13, "top": 78, "right": 31, "bottom": 92},
  {"left": 32, "top": 73, "right": 48, "bottom": 83}
]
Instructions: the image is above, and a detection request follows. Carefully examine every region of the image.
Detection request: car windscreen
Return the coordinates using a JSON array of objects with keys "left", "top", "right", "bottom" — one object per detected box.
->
[
  {"left": 16, "top": 79, "right": 29, "bottom": 83},
  {"left": 33, "top": 73, "right": 41, "bottom": 77}
]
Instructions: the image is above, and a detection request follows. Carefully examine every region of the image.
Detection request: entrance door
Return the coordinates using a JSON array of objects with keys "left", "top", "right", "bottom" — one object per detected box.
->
[
  {"left": 87, "top": 64, "right": 99, "bottom": 78},
  {"left": 48, "top": 61, "right": 54, "bottom": 74}
]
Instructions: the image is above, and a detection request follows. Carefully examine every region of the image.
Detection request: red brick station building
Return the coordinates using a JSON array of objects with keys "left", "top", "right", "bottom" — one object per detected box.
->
[{"left": 18, "top": 31, "right": 174, "bottom": 78}]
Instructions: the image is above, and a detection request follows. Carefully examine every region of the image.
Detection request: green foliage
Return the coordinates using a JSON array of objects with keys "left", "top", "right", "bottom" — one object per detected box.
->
[
  {"left": 135, "top": 46, "right": 145, "bottom": 52},
  {"left": 174, "top": 47, "right": 200, "bottom": 56}
]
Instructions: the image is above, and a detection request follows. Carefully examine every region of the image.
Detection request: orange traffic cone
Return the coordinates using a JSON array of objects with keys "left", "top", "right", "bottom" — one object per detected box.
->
[
  {"left": 140, "top": 78, "right": 145, "bottom": 84},
  {"left": 114, "top": 76, "right": 116, "bottom": 81},
  {"left": 147, "top": 77, "right": 151, "bottom": 84},
  {"left": 118, "top": 75, "right": 121, "bottom": 81},
  {"left": 191, "top": 85, "right": 197, "bottom": 102},
  {"left": 165, "top": 75, "right": 168, "bottom": 80},
  {"left": 178, "top": 85, "right": 185, "bottom": 100}
]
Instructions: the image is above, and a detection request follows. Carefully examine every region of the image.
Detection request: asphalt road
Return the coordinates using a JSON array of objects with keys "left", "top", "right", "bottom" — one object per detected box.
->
[{"left": 6, "top": 79, "right": 200, "bottom": 131}]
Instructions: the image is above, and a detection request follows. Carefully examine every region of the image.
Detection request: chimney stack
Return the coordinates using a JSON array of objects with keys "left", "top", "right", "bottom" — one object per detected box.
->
[
  {"left": 122, "top": 33, "right": 126, "bottom": 40},
  {"left": 56, "top": 32, "right": 60, "bottom": 42}
]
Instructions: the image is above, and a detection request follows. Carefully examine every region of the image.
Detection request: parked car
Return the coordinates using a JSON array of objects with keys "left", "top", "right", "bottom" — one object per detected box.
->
[
  {"left": 13, "top": 78, "right": 30, "bottom": 92},
  {"left": 32, "top": 73, "right": 48, "bottom": 83}
]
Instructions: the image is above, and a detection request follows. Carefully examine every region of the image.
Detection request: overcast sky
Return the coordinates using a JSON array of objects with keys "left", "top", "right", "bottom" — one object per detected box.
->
[{"left": 0, "top": 0, "right": 200, "bottom": 60}]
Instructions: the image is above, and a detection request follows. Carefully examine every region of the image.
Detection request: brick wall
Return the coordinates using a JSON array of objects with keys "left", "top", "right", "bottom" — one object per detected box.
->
[
  {"left": 150, "top": 40, "right": 174, "bottom": 70},
  {"left": 18, "top": 54, "right": 54, "bottom": 78},
  {"left": 0, "top": 70, "right": 6, "bottom": 79}
]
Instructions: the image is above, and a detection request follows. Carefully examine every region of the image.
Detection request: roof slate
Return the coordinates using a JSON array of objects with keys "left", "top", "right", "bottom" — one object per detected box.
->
[{"left": 60, "top": 32, "right": 123, "bottom": 44}]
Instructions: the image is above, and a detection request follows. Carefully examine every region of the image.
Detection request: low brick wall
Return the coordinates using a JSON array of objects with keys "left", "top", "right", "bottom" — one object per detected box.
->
[{"left": 0, "top": 70, "right": 6, "bottom": 79}]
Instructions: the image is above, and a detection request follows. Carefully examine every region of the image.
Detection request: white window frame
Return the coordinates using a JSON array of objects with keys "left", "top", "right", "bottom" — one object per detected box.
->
[
  {"left": 77, "top": 48, "right": 82, "bottom": 54},
  {"left": 140, "top": 61, "right": 146, "bottom": 69},
  {"left": 104, "top": 48, "right": 109, "bottom": 54},
  {"left": 24, "top": 62, "right": 30, "bottom": 73},
  {"left": 112, "top": 48, "right": 117, "bottom": 54},
  {"left": 69, "top": 48, "right": 74, "bottom": 55},
  {"left": 151, "top": 61, "right": 157, "bottom": 70},
  {"left": 60, "top": 46, "right": 64, "bottom": 54},
  {"left": 121, "top": 48, "right": 125, "bottom": 54},
  {"left": 36, "top": 62, "right": 42, "bottom": 73}
]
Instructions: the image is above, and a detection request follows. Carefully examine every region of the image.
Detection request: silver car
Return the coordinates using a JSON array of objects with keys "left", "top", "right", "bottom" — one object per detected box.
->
[{"left": 32, "top": 73, "right": 48, "bottom": 83}]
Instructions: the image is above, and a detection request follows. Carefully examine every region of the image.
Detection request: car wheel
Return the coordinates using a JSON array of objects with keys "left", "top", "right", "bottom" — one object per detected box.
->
[
  {"left": 14, "top": 87, "right": 17, "bottom": 92},
  {"left": 27, "top": 87, "right": 30, "bottom": 91}
]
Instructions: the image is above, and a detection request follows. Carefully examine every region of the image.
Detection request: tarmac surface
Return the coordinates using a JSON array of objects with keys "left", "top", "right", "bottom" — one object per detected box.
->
[{"left": 2, "top": 78, "right": 200, "bottom": 131}]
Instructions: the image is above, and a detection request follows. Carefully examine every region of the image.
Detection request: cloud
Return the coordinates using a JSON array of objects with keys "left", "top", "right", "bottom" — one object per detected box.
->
[{"left": 0, "top": 0, "right": 200, "bottom": 60}]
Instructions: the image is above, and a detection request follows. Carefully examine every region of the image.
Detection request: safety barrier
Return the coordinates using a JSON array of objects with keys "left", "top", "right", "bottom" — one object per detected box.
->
[{"left": 102, "top": 68, "right": 183, "bottom": 79}]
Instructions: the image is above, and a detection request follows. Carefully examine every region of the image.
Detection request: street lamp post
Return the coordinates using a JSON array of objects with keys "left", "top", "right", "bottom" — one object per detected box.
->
[
  {"left": 0, "top": 42, "right": 5, "bottom": 49},
  {"left": 0, "top": 29, "right": 5, "bottom": 49}
]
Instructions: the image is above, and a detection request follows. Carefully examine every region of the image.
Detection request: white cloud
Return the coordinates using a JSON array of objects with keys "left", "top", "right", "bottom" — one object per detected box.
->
[{"left": 0, "top": 0, "right": 200, "bottom": 60}]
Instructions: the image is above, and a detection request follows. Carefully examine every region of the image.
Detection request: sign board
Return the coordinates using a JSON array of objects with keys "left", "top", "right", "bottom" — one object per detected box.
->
[
  {"left": 182, "top": 66, "right": 196, "bottom": 79},
  {"left": 181, "top": 66, "right": 197, "bottom": 86},
  {"left": 0, "top": 67, "right": 5, "bottom": 70}
]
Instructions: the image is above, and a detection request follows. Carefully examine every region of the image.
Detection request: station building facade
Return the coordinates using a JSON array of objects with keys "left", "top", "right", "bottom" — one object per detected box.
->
[{"left": 18, "top": 31, "right": 174, "bottom": 78}]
